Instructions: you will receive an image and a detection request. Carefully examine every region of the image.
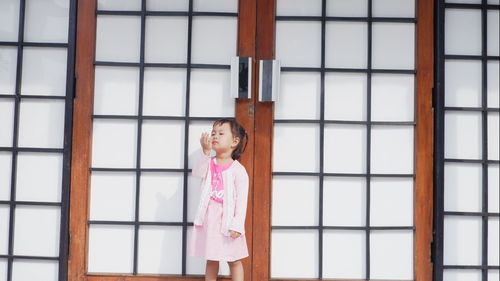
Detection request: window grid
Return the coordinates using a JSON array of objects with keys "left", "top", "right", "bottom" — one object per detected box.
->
[
  {"left": 89, "top": 0, "right": 237, "bottom": 275},
  {"left": 434, "top": 1, "right": 500, "bottom": 281},
  {"left": 0, "top": 0, "right": 76, "bottom": 280},
  {"left": 272, "top": 0, "right": 416, "bottom": 279}
]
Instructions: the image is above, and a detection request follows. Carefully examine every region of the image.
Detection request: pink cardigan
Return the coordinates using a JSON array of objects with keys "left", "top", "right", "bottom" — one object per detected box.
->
[{"left": 192, "top": 152, "right": 249, "bottom": 236}]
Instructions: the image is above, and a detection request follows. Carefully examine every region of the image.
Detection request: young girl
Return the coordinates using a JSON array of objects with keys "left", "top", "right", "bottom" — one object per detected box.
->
[{"left": 189, "top": 119, "right": 249, "bottom": 281}]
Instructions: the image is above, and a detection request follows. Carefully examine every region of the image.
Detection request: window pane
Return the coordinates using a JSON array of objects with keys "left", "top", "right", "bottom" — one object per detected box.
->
[
  {"left": 444, "top": 269, "right": 481, "bottom": 281},
  {"left": 487, "top": 10, "right": 499, "bottom": 56},
  {"left": 273, "top": 124, "right": 320, "bottom": 173},
  {"left": 276, "top": 21, "right": 322, "bottom": 67},
  {"left": 141, "top": 121, "right": 184, "bottom": 169},
  {"left": 0, "top": 153, "right": 11, "bottom": 200},
  {"left": 444, "top": 216, "right": 482, "bottom": 265},
  {"left": 371, "top": 178, "right": 413, "bottom": 226},
  {"left": 89, "top": 172, "right": 136, "bottom": 221},
  {"left": 488, "top": 61, "right": 499, "bottom": 108},
  {"left": 24, "top": 0, "right": 69, "bottom": 43},
  {"left": 138, "top": 226, "right": 182, "bottom": 274},
  {"left": 16, "top": 152, "right": 62, "bottom": 202},
  {"left": 489, "top": 164, "right": 499, "bottom": 213},
  {"left": 274, "top": 72, "right": 321, "bottom": 120},
  {"left": 372, "top": 23, "right": 415, "bottom": 70},
  {"left": 88, "top": 225, "right": 134, "bottom": 273},
  {"left": 277, "top": 0, "right": 321, "bottom": 16},
  {"left": 272, "top": 176, "right": 319, "bottom": 226},
  {"left": 445, "top": 60, "right": 482, "bottom": 107},
  {"left": 145, "top": 16, "right": 188, "bottom": 63},
  {"left": 91, "top": 119, "right": 137, "bottom": 168},
  {"left": 0, "top": 0, "right": 20, "bottom": 41},
  {"left": 325, "top": 22, "right": 368, "bottom": 69},
  {"left": 326, "top": 0, "right": 367, "bottom": 17},
  {"left": 186, "top": 226, "right": 206, "bottom": 274},
  {"left": 444, "top": 163, "right": 482, "bottom": 212},
  {"left": 271, "top": 230, "right": 318, "bottom": 278},
  {"left": 18, "top": 99, "right": 66, "bottom": 149},
  {"left": 12, "top": 260, "right": 58, "bottom": 281},
  {"left": 0, "top": 99, "right": 14, "bottom": 147},
  {"left": 323, "top": 230, "right": 365, "bottom": 279},
  {"left": 445, "top": 111, "right": 482, "bottom": 160},
  {"left": 139, "top": 173, "right": 183, "bottom": 222},
  {"left": 187, "top": 174, "right": 202, "bottom": 222},
  {"left": 445, "top": 9, "right": 481, "bottom": 55},
  {"left": 0, "top": 206, "right": 9, "bottom": 255},
  {"left": 372, "top": 0, "right": 415, "bottom": 17},
  {"left": 189, "top": 69, "right": 234, "bottom": 117},
  {"left": 191, "top": 17, "right": 237, "bottom": 65},
  {"left": 0, "top": 47, "right": 17, "bottom": 94},
  {"left": 98, "top": 0, "right": 141, "bottom": 10},
  {"left": 371, "top": 74, "right": 414, "bottom": 122},
  {"left": 488, "top": 113, "right": 499, "bottom": 161},
  {"left": 323, "top": 177, "right": 365, "bottom": 226},
  {"left": 0, "top": 259, "right": 5, "bottom": 280},
  {"left": 96, "top": 15, "right": 141, "bottom": 62},
  {"left": 324, "top": 124, "right": 366, "bottom": 174},
  {"left": 489, "top": 217, "right": 500, "bottom": 266},
  {"left": 143, "top": 68, "right": 186, "bottom": 117},
  {"left": 21, "top": 47, "right": 68, "bottom": 96},
  {"left": 371, "top": 125, "right": 414, "bottom": 174},
  {"left": 147, "top": 0, "right": 188, "bottom": 11},
  {"left": 187, "top": 121, "right": 214, "bottom": 169},
  {"left": 93, "top": 66, "right": 139, "bottom": 115},
  {"left": 489, "top": 271, "right": 500, "bottom": 281},
  {"left": 193, "top": 0, "right": 238, "bottom": 13},
  {"left": 325, "top": 73, "right": 367, "bottom": 121},
  {"left": 370, "top": 230, "right": 413, "bottom": 279},
  {"left": 13, "top": 206, "right": 60, "bottom": 257}
]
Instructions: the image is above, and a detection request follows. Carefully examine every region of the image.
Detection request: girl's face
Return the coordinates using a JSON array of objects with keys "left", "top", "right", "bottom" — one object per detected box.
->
[{"left": 211, "top": 123, "right": 239, "bottom": 153}]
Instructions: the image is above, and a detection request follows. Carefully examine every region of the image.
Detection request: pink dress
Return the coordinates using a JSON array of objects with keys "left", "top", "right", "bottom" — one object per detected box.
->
[{"left": 189, "top": 158, "right": 249, "bottom": 262}]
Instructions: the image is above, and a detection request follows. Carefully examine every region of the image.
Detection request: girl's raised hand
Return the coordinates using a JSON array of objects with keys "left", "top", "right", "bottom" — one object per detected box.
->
[{"left": 200, "top": 132, "right": 212, "bottom": 156}]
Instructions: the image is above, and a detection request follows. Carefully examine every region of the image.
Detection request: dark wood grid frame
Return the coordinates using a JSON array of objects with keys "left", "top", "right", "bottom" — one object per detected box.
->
[{"left": 68, "top": 1, "right": 432, "bottom": 281}]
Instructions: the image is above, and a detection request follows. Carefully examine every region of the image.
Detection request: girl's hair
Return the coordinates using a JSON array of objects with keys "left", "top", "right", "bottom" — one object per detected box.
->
[{"left": 213, "top": 119, "right": 248, "bottom": 160}]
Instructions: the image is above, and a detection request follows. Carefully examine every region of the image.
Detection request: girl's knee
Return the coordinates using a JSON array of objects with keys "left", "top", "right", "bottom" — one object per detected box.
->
[{"left": 228, "top": 260, "right": 242, "bottom": 267}]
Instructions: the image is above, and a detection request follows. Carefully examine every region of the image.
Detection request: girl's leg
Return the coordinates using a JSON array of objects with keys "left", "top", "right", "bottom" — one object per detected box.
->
[
  {"left": 205, "top": 260, "right": 219, "bottom": 281},
  {"left": 228, "top": 260, "right": 244, "bottom": 281}
]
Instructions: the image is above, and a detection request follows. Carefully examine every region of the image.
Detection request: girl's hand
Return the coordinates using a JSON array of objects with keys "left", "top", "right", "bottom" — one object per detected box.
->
[
  {"left": 229, "top": 230, "right": 241, "bottom": 239},
  {"left": 200, "top": 132, "right": 212, "bottom": 156}
]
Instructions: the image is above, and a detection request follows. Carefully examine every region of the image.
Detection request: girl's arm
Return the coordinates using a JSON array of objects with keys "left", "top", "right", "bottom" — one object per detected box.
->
[
  {"left": 192, "top": 150, "right": 210, "bottom": 178},
  {"left": 229, "top": 166, "right": 249, "bottom": 235}
]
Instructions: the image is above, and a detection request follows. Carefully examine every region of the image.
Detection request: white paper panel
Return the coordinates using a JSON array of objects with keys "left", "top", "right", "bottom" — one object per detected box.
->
[
  {"left": 488, "top": 61, "right": 499, "bottom": 108},
  {"left": 88, "top": 225, "right": 134, "bottom": 273},
  {"left": 325, "top": 73, "right": 367, "bottom": 121},
  {"left": 373, "top": 0, "right": 415, "bottom": 17},
  {"left": 0, "top": 47, "right": 17, "bottom": 94},
  {"left": 489, "top": 271, "right": 500, "bottom": 281},
  {"left": 325, "top": 22, "right": 367, "bottom": 69},
  {"left": 138, "top": 226, "right": 182, "bottom": 274},
  {"left": 191, "top": 17, "right": 236, "bottom": 65},
  {"left": 16, "top": 152, "right": 62, "bottom": 202},
  {"left": 143, "top": 68, "right": 185, "bottom": 116},
  {"left": 274, "top": 72, "right": 321, "bottom": 120},
  {"left": 488, "top": 0, "right": 500, "bottom": 4},
  {"left": 147, "top": 0, "right": 188, "bottom": 11},
  {"left": 445, "top": 9, "right": 481, "bottom": 55},
  {"left": 323, "top": 230, "right": 364, "bottom": 278},
  {"left": 371, "top": 126, "right": 414, "bottom": 174},
  {"left": 324, "top": 124, "right": 366, "bottom": 173},
  {"left": 92, "top": 119, "right": 137, "bottom": 168},
  {"left": 489, "top": 218, "right": 500, "bottom": 266},
  {"left": 93, "top": 66, "right": 139, "bottom": 115},
  {"left": 371, "top": 178, "right": 413, "bottom": 226},
  {"left": 271, "top": 230, "right": 318, "bottom": 278},
  {"left": 326, "top": 0, "right": 367, "bottom": 17},
  {"left": 145, "top": 17, "right": 188, "bottom": 63},
  {"left": 276, "top": 21, "right": 322, "bottom": 67},
  {"left": 444, "top": 216, "right": 482, "bottom": 265},
  {"left": 0, "top": 153, "right": 11, "bottom": 200},
  {"left": 446, "top": 0, "right": 481, "bottom": 3},
  {"left": 371, "top": 74, "right": 414, "bottom": 121},
  {"left": 139, "top": 173, "right": 183, "bottom": 222},
  {"left": 187, "top": 174, "right": 202, "bottom": 222},
  {"left": 24, "top": 0, "right": 69, "bottom": 43},
  {"left": 141, "top": 121, "right": 184, "bottom": 168},
  {"left": 13, "top": 206, "right": 60, "bottom": 256},
  {"left": 489, "top": 165, "right": 499, "bottom": 213},
  {"left": 445, "top": 111, "right": 482, "bottom": 160},
  {"left": 0, "top": 99, "right": 14, "bottom": 147},
  {"left": 0, "top": 206, "right": 9, "bottom": 255},
  {"left": 21, "top": 47, "right": 67, "bottom": 96},
  {"left": 186, "top": 226, "right": 205, "bottom": 274},
  {"left": 372, "top": 23, "right": 415, "bottom": 70},
  {"left": 98, "top": 0, "right": 141, "bottom": 10},
  {"left": 187, "top": 122, "right": 214, "bottom": 169},
  {"left": 18, "top": 99, "right": 65, "bottom": 148},
  {"left": 277, "top": 0, "right": 321, "bottom": 16},
  {"left": 89, "top": 172, "right": 136, "bottom": 221},
  {"left": 323, "top": 177, "right": 365, "bottom": 226},
  {"left": 370, "top": 230, "right": 413, "bottom": 279},
  {"left": 0, "top": 0, "right": 19, "bottom": 41},
  {"left": 189, "top": 69, "right": 234, "bottom": 117},
  {"left": 444, "top": 269, "right": 481, "bottom": 281},
  {"left": 272, "top": 176, "right": 319, "bottom": 226},
  {"left": 273, "top": 124, "right": 320, "bottom": 172},
  {"left": 96, "top": 15, "right": 141, "bottom": 62},
  {"left": 193, "top": 0, "right": 238, "bottom": 12},
  {"left": 444, "top": 163, "right": 482, "bottom": 212},
  {"left": 445, "top": 60, "right": 482, "bottom": 107},
  {"left": 488, "top": 10, "right": 499, "bottom": 56},
  {"left": 0, "top": 259, "right": 6, "bottom": 281},
  {"left": 12, "top": 260, "right": 58, "bottom": 281},
  {"left": 488, "top": 113, "right": 499, "bottom": 160}
]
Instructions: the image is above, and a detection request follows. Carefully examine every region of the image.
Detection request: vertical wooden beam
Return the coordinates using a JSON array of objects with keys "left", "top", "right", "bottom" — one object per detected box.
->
[
  {"left": 68, "top": 0, "right": 96, "bottom": 280},
  {"left": 415, "top": 0, "right": 434, "bottom": 280}
]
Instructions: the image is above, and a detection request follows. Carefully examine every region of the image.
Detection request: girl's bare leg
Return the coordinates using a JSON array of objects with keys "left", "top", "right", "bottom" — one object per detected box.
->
[
  {"left": 228, "top": 260, "right": 244, "bottom": 281},
  {"left": 205, "top": 260, "right": 219, "bottom": 281}
]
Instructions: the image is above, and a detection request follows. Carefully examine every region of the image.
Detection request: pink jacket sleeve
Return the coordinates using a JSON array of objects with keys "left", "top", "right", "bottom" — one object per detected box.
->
[
  {"left": 229, "top": 165, "right": 249, "bottom": 234},
  {"left": 192, "top": 151, "right": 211, "bottom": 179}
]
